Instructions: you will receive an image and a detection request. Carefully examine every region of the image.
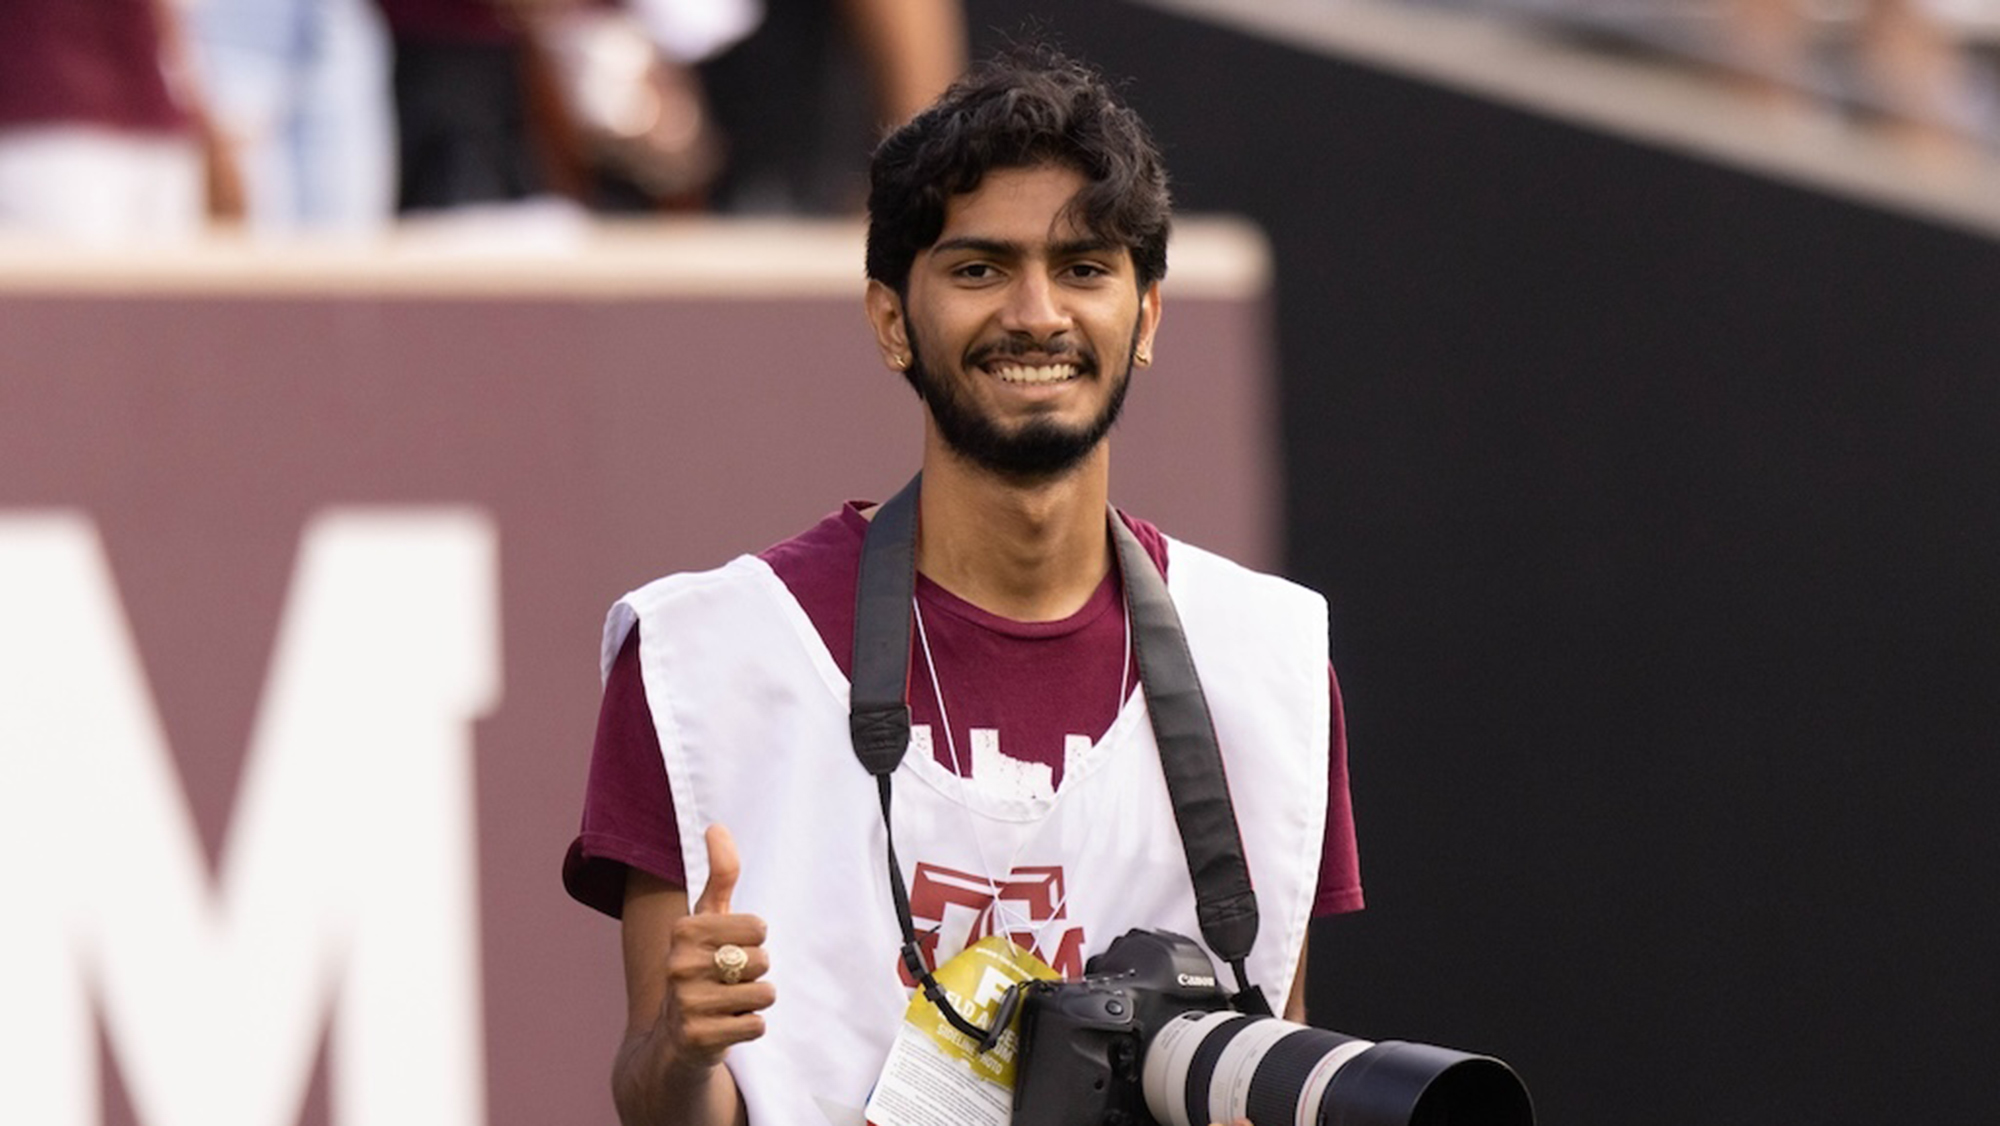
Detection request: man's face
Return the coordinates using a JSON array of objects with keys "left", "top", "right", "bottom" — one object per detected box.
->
[{"left": 868, "top": 163, "right": 1163, "bottom": 480}]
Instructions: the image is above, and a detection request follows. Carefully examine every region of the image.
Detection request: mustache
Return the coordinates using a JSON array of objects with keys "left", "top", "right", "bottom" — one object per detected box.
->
[{"left": 967, "top": 336, "right": 1090, "bottom": 368}]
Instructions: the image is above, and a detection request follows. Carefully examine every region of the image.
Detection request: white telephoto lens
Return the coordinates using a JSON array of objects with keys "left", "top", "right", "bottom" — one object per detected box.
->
[{"left": 1142, "top": 1011, "right": 1239, "bottom": 1126}]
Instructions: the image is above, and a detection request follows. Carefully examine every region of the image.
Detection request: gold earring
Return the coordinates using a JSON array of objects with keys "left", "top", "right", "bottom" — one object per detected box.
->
[{"left": 890, "top": 353, "right": 908, "bottom": 371}]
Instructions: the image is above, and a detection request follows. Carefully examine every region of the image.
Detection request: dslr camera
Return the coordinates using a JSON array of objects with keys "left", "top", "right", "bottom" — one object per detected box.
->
[{"left": 1011, "top": 929, "right": 1533, "bottom": 1126}]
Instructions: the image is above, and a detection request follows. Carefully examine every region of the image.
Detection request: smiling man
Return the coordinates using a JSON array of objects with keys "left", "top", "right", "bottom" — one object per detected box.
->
[{"left": 562, "top": 46, "right": 1364, "bottom": 1126}]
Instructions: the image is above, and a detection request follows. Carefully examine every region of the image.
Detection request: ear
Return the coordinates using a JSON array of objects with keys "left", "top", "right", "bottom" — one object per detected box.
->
[
  {"left": 865, "top": 279, "right": 912, "bottom": 371},
  {"left": 1134, "top": 280, "right": 1163, "bottom": 367}
]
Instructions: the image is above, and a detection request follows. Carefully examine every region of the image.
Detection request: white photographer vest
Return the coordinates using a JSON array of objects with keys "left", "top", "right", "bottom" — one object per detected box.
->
[{"left": 605, "top": 536, "right": 1330, "bottom": 1126}]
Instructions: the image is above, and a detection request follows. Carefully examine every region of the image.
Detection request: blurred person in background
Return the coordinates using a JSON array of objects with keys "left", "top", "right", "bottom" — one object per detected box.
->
[
  {"left": 372, "top": 0, "right": 963, "bottom": 215},
  {"left": 373, "top": 0, "right": 550, "bottom": 212},
  {"left": 192, "top": 0, "right": 397, "bottom": 235},
  {"left": 0, "top": 0, "right": 242, "bottom": 243},
  {"left": 694, "top": 0, "right": 966, "bottom": 213},
  {"left": 1724, "top": 0, "right": 1982, "bottom": 159}
]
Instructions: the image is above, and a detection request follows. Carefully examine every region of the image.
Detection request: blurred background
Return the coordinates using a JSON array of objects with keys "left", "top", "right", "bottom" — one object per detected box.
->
[{"left": 3, "top": 0, "right": 1999, "bottom": 1124}]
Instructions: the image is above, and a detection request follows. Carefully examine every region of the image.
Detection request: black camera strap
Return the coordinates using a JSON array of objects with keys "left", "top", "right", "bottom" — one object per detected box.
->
[
  {"left": 1106, "top": 493, "right": 1270, "bottom": 1018},
  {"left": 849, "top": 475, "right": 994, "bottom": 1042},
  {"left": 849, "top": 475, "right": 1270, "bottom": 1044}
]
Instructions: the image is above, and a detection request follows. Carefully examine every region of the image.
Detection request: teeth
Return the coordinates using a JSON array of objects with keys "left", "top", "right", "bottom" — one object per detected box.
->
[{"left": 992, "top": 363, "right": 1078, "bottom": 385}]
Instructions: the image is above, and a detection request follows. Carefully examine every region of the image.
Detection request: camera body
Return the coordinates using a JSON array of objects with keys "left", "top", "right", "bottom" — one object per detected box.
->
[
  {"left": 1010, "top": 929, "right": 1535, "bottom": 1126},
  {"left": 1010, "top": 929, "right": 1237, "bottom": 1126},
  {"left": 1011, "top": 929, "right": 1230, "bottom": 1126}
]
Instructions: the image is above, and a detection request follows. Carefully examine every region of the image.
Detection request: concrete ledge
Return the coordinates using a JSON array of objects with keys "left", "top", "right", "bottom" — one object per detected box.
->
[{"left": 0, "top": 212, "right": 1269, "bottom": 300}]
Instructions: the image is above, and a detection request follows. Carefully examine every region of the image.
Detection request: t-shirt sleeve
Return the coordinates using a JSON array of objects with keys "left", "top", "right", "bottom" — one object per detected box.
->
[
  {"left": 1315, "top": 664, "right": 1365, "bottom": 915},
  {"left": 560, "top": 625, "right": 688, "bottom": 918}
]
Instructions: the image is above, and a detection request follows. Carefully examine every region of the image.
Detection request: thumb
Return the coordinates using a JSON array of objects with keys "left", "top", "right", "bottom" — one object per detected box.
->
[{"left": 693, "top": 822, "right": 740, "bottom": 916}]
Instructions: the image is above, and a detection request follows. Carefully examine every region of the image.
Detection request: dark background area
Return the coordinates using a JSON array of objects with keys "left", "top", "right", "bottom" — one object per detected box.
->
[{"left": 964, "top": 2, "right": 2000, "bottom": 1122}]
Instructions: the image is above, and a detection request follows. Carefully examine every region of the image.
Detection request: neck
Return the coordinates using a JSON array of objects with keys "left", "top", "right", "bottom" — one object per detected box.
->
[{"left": 915, "top": 437, "right": 1112, "bottom": 622}]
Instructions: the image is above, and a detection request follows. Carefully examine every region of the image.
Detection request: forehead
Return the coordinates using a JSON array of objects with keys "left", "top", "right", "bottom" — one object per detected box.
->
[{"left": 933, "top": 163, "right": 1096, "bottom": 246}]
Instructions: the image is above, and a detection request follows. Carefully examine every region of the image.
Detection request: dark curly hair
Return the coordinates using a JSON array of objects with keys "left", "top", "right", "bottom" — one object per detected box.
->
[{"left": 865, "top": 45, "right": 1172, "bottom": 296}]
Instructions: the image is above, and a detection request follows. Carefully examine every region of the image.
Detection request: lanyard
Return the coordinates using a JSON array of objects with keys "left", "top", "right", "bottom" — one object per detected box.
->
[{"left": 848, "top": 475, "right": 1270, "bottom": 1046}]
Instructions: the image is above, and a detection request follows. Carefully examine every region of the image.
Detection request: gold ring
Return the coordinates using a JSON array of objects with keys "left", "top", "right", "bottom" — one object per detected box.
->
[{"left": 714, "top": 943, "right": 749, "bottom": 985}]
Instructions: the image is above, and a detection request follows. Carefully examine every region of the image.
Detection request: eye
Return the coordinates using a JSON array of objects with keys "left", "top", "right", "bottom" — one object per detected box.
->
[
  {"left": 1063, "top": 261, "right": 1113, "bottom": 282},
  {"left": 952, "top": 262, "right": 1000, "bottom": 282}
]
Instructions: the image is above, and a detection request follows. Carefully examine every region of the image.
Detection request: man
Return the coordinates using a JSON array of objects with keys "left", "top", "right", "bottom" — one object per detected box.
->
[{"left": 562, "top": 46, "right": 1363, "bottom": 1126}]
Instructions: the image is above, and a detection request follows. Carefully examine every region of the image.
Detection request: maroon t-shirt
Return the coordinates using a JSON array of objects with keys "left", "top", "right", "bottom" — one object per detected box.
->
[
  {"left": 0, "top": 3, "right": 185, "bottom": 133},
  {"left": 563, "top": 505, "right": 1365, "bottom": 920},
  {"left": 372, "top": 0, "right": 516, "bottom": 44}
]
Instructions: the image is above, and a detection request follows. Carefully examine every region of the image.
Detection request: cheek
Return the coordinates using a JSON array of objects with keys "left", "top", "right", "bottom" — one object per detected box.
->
[
  {"left": 1096, "top": 305, "right": 1146, "bottom": 352},
  {"left": 916, "top": 307, "right": 986, "bottom": 359}
]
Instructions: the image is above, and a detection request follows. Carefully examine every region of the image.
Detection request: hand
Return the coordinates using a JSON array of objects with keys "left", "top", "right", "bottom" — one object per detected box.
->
[{"left": 655, "top": 824, "right": 775, "bottom": 1071}]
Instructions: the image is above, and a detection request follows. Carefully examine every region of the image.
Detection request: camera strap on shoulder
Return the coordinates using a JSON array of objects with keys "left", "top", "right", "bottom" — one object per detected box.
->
[
  {"left": 1106, "top": 498, "right": 1271, "bottom": 1018},
  {"left": 850, "top": 475, "right": 1271, "bottom": 1042},
  {"left": 849, "top": 474, "right": 1004, "bottom": 1043}
]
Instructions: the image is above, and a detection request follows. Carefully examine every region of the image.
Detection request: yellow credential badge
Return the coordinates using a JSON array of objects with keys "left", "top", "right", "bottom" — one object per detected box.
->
[
  {"left": 909, "top": 935, "right": 1060, "bottom": 1085},
  {"left": 864, "top": 936, "right": 1061, "bottom": 1126}
]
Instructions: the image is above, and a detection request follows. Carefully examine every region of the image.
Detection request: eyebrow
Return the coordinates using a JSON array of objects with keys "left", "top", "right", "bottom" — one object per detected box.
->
[{"left": 929, "top": 235, "right": 1121, "bottom": 259}]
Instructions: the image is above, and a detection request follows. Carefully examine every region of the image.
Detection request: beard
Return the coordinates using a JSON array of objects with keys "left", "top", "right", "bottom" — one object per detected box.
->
[{"left": 904, "top": 323, "right": 1139, "bottom": 481}]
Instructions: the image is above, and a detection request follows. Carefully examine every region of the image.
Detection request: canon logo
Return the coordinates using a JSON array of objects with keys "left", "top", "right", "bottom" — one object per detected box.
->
[{"left": 1177, "top": 973, "right": 1217, "bottom": 989}]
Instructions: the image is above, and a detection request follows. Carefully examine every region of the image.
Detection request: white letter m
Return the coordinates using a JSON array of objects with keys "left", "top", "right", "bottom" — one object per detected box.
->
[{"left": 0, "top": 509, "right": 498, "bottom": 1126}]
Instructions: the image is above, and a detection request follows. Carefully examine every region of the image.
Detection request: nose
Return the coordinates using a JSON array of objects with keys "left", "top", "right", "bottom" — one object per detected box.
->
[{"left": 1000, "top": 270, "right": 1070, "bottom": 341}]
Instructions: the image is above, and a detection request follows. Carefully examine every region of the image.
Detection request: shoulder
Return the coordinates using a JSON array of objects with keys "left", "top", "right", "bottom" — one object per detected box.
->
[
  {"left": 617, "top": 505, "right": 861, "bottom": 619},
  {"left": 619, "top": 551, "right": 778, "bottom": 615},
  {"left": 1119, "top": 511, "right": 1326, "bottom": 615},
  {"left": 1147, "top": 528, "right": 1330, "bottom": 666},
  {"left": 599, "top": 505, "right": 866, "bottom": 681},
  {"left": 757, "top": 504, "right": 869, "bottom": 678},
  {"left": 600, "top": 553, "right": 780, "bottom": 680},
  {"left": 757, "top": 503, "right": 867, "bottom": 606},
  {"left": 1115, "top": 510, "right": 1172, "bottom": 578},
  {"left": 1167, "top": 537, "right": 1323, "bottom": 601}
]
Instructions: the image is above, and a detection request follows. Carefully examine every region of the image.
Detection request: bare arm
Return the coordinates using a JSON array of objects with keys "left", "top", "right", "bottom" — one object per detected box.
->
[
  {"left": 612, "top": 827, "right": 772, "bottom": 1126},
  {"left": 147, "top": 0, "right": 245, "bottom": 221},
  {"left": 838, "top": 0, "right": 967, "bottom": 129},
  {"left": 1284, "top": 941, "right": 1310, "bottom": 1024}
]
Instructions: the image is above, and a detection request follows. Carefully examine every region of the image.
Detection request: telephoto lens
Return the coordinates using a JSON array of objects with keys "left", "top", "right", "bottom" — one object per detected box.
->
[
  {"left": 1010, "top": 930, "right": 1534, "bottom": 1126},
  {"left": 1140, "top": 1010, "right": 1534, "bottom": 1126}
]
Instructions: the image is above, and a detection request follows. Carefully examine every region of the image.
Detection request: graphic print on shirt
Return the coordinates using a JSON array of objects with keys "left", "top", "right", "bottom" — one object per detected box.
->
[
  {"left": 898, "top": 863, "right": 1086, "bottom": 984},
  {"left": 910, "top": 723, "right": 1091, "bottom": 803}
]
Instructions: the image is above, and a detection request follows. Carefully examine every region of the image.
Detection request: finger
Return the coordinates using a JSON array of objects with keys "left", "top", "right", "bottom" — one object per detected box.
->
[
  {"left": 669, "top": 911, "right": 768, "bottom": 957},
  {"left": 674, "top": 977, "right": 775, "bottom": 1063},
  {"left": 680, "top": 1009, "right": 770, "bottom": 1058},
  {"left": 669, "top": 931, "right": 770, "bottom": 982},
  {"left": 685, "top": 979, "right": 778, "bottom": 1019},
  {"left": 695, "top": 940, "right": 772, "bottom": 986},
  {"left": 693, "top": 823, "right": 740, "bottom": 916}
]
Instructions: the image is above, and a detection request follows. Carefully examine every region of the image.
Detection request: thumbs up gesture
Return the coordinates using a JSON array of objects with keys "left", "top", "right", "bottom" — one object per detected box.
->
[{"left": 661, "top": 823, "right": 775, "bottom": 1068}]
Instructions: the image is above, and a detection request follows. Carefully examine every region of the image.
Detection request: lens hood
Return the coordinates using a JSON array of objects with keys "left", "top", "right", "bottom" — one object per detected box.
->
[{"left": 1321, "top": 1040, "right": 1533, "bottom": 1126}]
